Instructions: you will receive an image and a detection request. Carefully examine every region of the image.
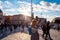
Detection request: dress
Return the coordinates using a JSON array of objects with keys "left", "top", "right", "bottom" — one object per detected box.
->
[{"left": 31, "top": 19, "right": 39, "bottom": 40}]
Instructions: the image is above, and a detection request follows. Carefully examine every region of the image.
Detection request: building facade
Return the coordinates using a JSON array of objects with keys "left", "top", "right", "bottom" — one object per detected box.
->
[
  {"left": 5, "top": 16, "right": 11, "bottom": 25},
  {"left": 0, "top": 9, "right": 5, "bottom": 25},
  {"left": 5, "top": 14, "right": 31, "bottom": 25}
]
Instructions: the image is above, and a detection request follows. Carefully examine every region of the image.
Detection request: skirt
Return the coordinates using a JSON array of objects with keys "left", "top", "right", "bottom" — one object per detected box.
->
[{"left": 31, "top": 31, "right": 39, "bottom": 40}]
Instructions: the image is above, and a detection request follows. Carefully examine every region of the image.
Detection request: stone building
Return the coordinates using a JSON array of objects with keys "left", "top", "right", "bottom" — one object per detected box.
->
[
  {"left": 0, "top": 9, "right": 5, "bottom": 25},
  {"left": 51, "top": 17, "right": 60, "bottom": 29},
  {"left": 5, "top": 14, "right": 31, "bottom": 25},
  {"left": 5, "top": 16, "right": 11, "bottom": 25},
  {"left": 52, "top": 17, "right": 60, "bottom": 23}
]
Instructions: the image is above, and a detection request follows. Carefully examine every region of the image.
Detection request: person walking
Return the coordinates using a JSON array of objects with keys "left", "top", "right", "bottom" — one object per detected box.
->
[
  {"left": 28, "top": 25, "right": 32, "bottom": 35},
  {"left": 45, "top": 21, "right": 53, "bottom": 40},
  {"left": 31, "top": 17, "right": 39, "bottom": 40},
  {"left": 42, "top": 23, "right": 47, "bottom": 38}
]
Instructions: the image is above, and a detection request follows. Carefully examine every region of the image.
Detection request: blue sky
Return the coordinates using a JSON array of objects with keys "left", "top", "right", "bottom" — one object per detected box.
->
[{"left": 0, "top": 0, "right": 60, "bottom": 21}]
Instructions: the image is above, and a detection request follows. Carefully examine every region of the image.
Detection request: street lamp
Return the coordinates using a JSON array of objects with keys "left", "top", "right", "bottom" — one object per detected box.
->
[{"left": 31, "top": 0, "right": 34, "bottom": 21}]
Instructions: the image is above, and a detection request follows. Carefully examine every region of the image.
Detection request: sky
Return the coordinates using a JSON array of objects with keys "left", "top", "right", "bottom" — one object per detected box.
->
[{"left": 0, "top": 0, "right": 60, "bottom": 21}]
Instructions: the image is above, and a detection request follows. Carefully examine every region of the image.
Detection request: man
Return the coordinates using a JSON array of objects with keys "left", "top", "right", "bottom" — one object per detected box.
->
[
  {"left": 42, "top": 22, "right": 47, "bottom": 38},
  {"left": 46, "top": 21, "right": 53, "bottom": 40}
]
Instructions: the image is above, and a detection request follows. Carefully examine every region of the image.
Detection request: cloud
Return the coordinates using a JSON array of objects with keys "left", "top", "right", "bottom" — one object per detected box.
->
[
  {"left": 40, "top": 1, "right": 60, "bottom": 11},
  {"left": 40, "top": 1, "right": 50, "bottom": 7},
  {"left": 5, "top": 8, "right": 16, "bottom": 12},
  {"left": 0, "top": 5, "right": 2, "bottom": 9},
  {"left": 17, "top": 1, "right": 49, "bottom": 16},
  {"left": 1, "top": 0, "right": 60, "bottom": 21},
  {"left": 17, "top": 1, "right": 31, "bottom": 16},
  {"left": 4, "top": 1, "right": 13, "bottom": 8},
  {"left": 0, "top": 1, "right": 14, "bottom": 9},
  {"left": 17, "top": 1, "right": 60, "bottom": 21},
  {"left": 0, "top": 1, "right": 17, "bottom": 15},
  {"left": 0, "top": 1, "right": 3, "bottom": 9}
]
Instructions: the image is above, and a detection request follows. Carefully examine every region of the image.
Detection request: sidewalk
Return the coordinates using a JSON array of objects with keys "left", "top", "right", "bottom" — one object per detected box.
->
[{"left": 1, "top": 29, "right": 60, "bottom": 40}]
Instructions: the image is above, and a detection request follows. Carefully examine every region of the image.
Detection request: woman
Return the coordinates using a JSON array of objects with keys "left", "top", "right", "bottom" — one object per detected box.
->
[{"left": 31, "top": 19, "right": 39, "bottom": 40}]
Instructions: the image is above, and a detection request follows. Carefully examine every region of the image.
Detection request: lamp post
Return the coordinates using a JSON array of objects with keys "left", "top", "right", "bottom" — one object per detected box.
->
[{"left": 31, "top": 0, "right": 34, "bottom": 21}]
